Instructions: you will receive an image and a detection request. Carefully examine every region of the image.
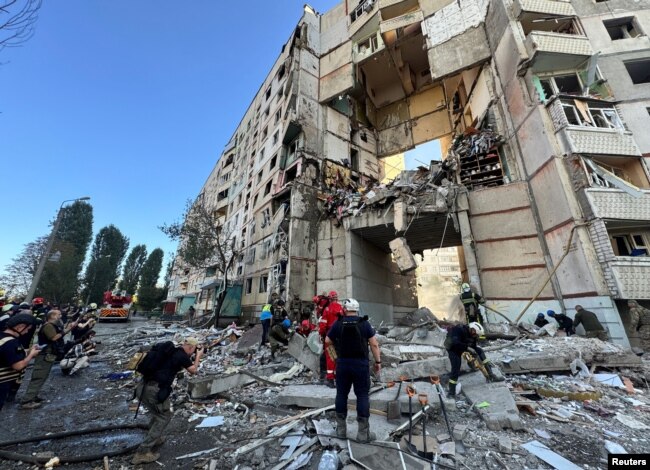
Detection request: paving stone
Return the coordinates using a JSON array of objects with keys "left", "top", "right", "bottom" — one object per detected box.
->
[{"left": 453, "top": 424, "right": 468, "bottom": 441}]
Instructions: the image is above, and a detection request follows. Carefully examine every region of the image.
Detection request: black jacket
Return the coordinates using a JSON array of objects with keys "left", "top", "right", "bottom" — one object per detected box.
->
[{"left": 445, "top": 324, "right": 478, "bottom": 354}]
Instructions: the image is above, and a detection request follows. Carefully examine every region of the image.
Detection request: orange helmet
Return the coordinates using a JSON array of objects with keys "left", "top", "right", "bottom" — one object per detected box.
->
[
  {"left": 329, "top": 291, "right": 338, "bottom": 298},
  {"left": 32, "top": 297, "right": 44, "bottom": 305}
]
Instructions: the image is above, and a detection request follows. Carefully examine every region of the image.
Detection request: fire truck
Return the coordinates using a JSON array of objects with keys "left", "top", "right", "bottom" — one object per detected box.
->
[{"left": 98, "top": 290, "right": 131, "bottom": 322}]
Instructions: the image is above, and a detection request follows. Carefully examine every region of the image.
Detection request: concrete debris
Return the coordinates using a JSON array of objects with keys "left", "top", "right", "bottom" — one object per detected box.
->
[
  {"left": 521, "top": 440, "right": 582, "bottom": 470},
  {"left": 604, "top": 440, "right": 627, "bottom": 454},
  {"left": 95, "top": 316, "right": 650, "bottom": 469},
  {"left": 389, "top": 237, "right": 418, "bottom": 274}
]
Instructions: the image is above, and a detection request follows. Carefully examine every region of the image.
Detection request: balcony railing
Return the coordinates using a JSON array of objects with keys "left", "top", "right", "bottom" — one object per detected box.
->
[
  {"left": 585, "top": 188, "right": 650, "bottom": 220},
  {"left": 610, "top": 256, "right": 650, "bottom": 299},
  {"left": 525, "top": 31, "right": 593, "bottom": 72},
  {"left": 547, "top": 97, "right": 642, "bottom": 156},
  {"left": 513, "top": 0, "right": 575, "bottom": 18}
]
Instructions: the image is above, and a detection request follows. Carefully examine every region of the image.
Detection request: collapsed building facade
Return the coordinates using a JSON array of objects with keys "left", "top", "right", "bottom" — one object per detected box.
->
[{"left": 168, "top": 0, "right": 650, "bottom": 348}]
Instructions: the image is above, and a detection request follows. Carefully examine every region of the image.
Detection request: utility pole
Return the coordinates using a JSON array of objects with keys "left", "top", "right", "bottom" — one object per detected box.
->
[{"left": 24, "top": 197, "right": 91, "bottom": 303}]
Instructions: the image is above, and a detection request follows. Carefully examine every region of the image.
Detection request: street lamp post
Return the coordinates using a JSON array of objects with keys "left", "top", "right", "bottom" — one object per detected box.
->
[{"left": 24, "top": 197, "right": 91, "bottom": 303}]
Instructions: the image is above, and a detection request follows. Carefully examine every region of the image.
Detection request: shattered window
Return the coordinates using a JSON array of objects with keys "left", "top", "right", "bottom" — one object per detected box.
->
[
  {"left": 562, "top": 103, "right": 582, "bottom": 125},
  {"left": 554, "top": 74, "right": 582, "bottom": 94},
  {"left": 604, "top": 17, "right": 642, "bottom": 40},
  {"left": 625, "top": 59, "right": 650, "bottom": 84},
  {"left": 245, "top": 278, "right": 252, "bottom": 294}
]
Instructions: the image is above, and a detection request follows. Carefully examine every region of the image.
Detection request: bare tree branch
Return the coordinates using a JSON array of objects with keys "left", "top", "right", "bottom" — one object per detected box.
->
[{"left": 0, "top": 0, "right": 42, "bottom": 52}]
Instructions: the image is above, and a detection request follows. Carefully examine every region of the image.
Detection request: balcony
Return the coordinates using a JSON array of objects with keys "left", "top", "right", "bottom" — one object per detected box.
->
[
  {"left": 547, "top": 97, "right": 642, "bottom": 156},
  {"left": 585, "top": 188, "right": 650, "bottom": 221},
  {"left": 525, "top": 31, "right": 593, "bottom": 72},
  {"left": 610, "top": 257, "right": 650, "bottom": 299},
  {"left": 352, "top": 31, "right": 386, "bottom": 63},
  {"left": 513, "top": 0, "right": 576, "bottom": 19}
]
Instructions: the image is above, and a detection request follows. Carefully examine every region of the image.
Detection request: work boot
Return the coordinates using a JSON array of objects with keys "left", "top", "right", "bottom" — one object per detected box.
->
[
  {"left": 356, "top": 417, "right": 376, "bottom": 443},
  {"left": 448, "top": 381, "right": 457, "bottom": 397},
  {"left": 132, "top": 451, "right": 160, "bottom": 464},
  {"left": 335, "top": 413, "right": 347, "bottom": 439}
]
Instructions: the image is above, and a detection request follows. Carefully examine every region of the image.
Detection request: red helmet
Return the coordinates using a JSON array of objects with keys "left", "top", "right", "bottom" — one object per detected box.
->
[
  {"left": 312, "top": 296, "right": 319, "bottom": 303},
  {"left": 329, "top": 291, "right": 338, "bottom": 298},
  {"left": 301, "top": 320, "right": 310, "bottom": 328},
  {"left": 32, "top": 297, "right": 44, "bottom": 305}
]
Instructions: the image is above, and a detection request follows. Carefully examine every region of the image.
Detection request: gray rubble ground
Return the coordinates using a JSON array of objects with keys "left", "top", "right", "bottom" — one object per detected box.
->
[{"left": 18, "top": 318, "right": 648, "bottom": 470}]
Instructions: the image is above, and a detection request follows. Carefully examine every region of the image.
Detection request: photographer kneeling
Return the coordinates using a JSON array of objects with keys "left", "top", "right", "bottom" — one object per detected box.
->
[{"left": 132, "top": 337, "right": 204, "bottom": 465}]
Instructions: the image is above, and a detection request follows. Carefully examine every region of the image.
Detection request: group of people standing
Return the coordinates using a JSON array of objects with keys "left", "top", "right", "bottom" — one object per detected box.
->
[{"left": 0, "top": 298, "right": 98, "bottom": 411}]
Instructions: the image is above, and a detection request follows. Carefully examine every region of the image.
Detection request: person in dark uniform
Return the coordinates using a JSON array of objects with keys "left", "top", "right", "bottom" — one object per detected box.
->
[
  {"left": 445, "top": 322, "right": 502, "bottom": 397},
  {"left": 534, "top": 313, "right": 549, "bottom": 328},
  {"left": 132, "top": 337, "right": 204, "bottom": 464},
  {"left": 547, "top": 310, "right": 574, "bottom": 335},
  {"left": 325, "top": 299, "right": 381, "bottom": 443},
  {"left": 0, "top": 314, "right": 41, "bottom": 409},
  {"left": 459, "top": 283, "right": 485, "bottom": 325}
]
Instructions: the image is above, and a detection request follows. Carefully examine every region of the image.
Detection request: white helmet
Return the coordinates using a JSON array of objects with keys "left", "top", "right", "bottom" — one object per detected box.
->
[
  {"left": 343, "top": 298, "right": 360, "bottom": 312},
  {"left": 89, "top": 303, "right": 97, "bottom": 310},
  {"left": 468, "top": 322, "right": 484, "bottom": 336}
]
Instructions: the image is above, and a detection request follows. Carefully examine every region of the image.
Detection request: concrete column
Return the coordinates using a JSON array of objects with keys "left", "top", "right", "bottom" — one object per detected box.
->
[{"left": 457, "top": 193, "right": 482, "bottom": 293}]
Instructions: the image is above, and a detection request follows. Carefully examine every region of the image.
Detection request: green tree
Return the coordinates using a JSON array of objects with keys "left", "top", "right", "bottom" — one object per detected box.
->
[
  {"left": 160, "top": 195, "right": 238, "bottom": 325},
  {"left": 83, "top": 225, "right": 129, "bottom": 304},
  {"left": 137, "top": 248, "right": 164, "bottom": 311},
  {"left": 37, "top": 201, "right": 93, "bottom": 304},
  {"left": 118, "top": 244, "right": 148, "bottom": 295}
]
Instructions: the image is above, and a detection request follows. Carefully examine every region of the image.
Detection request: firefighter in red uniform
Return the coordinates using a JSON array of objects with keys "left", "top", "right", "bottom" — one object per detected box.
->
[{"left": 319, "top": 291, "right": 344, "bottom": 388}]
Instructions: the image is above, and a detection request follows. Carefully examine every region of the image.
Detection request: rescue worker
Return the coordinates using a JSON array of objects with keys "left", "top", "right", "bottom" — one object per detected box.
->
[
  {"left": 325, "top": 298, "right": 380, "bottom": 443},
  {"left": 132, "top": 337, "right": 204, "bottom": 464},
  {"left": 627, "top": 300, "right": 650, "bottom": 351},
  {"left": 573, "top": 305, "right": 608, "bottom": 341},
  {"left": 270, "top": 293, "right": 288, "bottom": 325},
  {"left": 314, "top": 292, "right": 330, "bottom": 319},
  {"left": 269, "top": 318, "right": 293, "bottom": 359},
  {"left": 31, "top": 297, "right": 47, "bottom": 321},
  {"left": 0, "top": 314, "right": 41, "bottom": 410},
  {"left": 636, "top": 302, "right": 650, "bottom": 352},
  {"left": 20, "top": 310, "right": 78, "bottom": 409},
  {"left": 319, "top": 290, "right": 343, "bottom": 387},
  {"left": 445, "top": 322, "right": 501, "bottom": 397},
  {"left": 289, "top": 294, "right": 302, "bottom": 322},
  {"left": 459, "top": 283, "right": 485, "bottom": 325},
  {"left": 296, "top": 319, "right": 316, "bottom": 337},
  {"left": 260, "top": 303, "right": 273, "bottom": 347},
  {"left": 547, "top": 310, "right": 574, "bottom": 335},
  {"left": 534, "top": 313, "right": 549, "bottom": 328}
]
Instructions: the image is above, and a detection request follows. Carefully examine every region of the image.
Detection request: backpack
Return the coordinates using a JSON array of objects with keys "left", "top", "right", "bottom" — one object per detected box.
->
[
  {"left": 135, "top": 341, "right": 176, "bottom": 378},
  {"left": 337, "top": 318, "right": 368, "bottom": 360}
]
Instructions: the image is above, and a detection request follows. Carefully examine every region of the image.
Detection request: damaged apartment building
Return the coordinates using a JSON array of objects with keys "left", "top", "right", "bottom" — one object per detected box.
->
[{"left": 167, "top": 0, "right": 650, "bottom": 348}]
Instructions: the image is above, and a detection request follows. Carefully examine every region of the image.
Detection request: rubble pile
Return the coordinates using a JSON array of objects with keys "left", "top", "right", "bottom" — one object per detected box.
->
[{"left": 97, "top": 315, "right": 650, "bottom": 470}]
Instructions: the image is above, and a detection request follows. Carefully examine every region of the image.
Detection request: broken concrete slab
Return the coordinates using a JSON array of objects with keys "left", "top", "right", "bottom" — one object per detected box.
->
[
  {"left": 389, "top": 237, "right": 417, "bottom": 273},
  {"left": 484, "top": 323, "right": 519, "bottom": 340},
  {"left": 287, "top": 332, "right": 320, "bottom": 373},
  {"left": 278, "top": 381, "right": 451, "bottom": 414},
  {"left": 188, "top": 373, "right": 255, "bottom": 399},
  {"left": 380, "top": 357, "right": 449, "bottom": 382},
  {"left": 236, "top": 324, "right": 263, "bottom": 352},
  {"left": 461, "top": 372, "right": 523, "bottom": 431},
  {"left": 452, "top": 424, "right": 468, "bottom": 441},
  {"left": 521, "top": 440, "right": 582, "bottom": 470}
]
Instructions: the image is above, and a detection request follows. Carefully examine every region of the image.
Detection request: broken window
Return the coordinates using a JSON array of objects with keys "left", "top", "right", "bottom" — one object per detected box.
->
[
  {"left": 225, "top": 154, "right": 234, "bottom": 166},
  {"left": 260, "top": 208, "right": 272, "bottom": 228},
  {"left": 264, "top": 180, "right": 273, "bottom": 196},
  {"left": 245, "top": 247, "right": 256, "bottom": 265},
  {"left": 257, "top": 171, "right": 263, "bottom": 185},
  {"left": 245, "top": 278, "right": 252, "bottom": 294},
  {"left": 259, "top": 275, "right": 268, "bottom": 293},
  {"left": 217, "top": 188, "right": 229, "bottom": 201},
  {"left": 624, "top": 59, "right": 650, "bottom": 84},
  {"left": 350, "top": 0, "right": 374, "bottom": 23},
  {"left": 350, "top": 149, "right": 359, "bottom": 172},
  {"left": 603, "top": 17, "right": 641, "bottom": 40},
  {"left": 236, "top": 265, "right": 243, "bottom": 277},
  {"left": 277, "top": 87, "right": 284, "bottom": 102},
  {"left": 275, "top": 109, "right": 281, "bottom": 124},
  {"left": 277, "top": 64, "right": 285, "bottom": 80},
  {"left": 562, "top": 102, "right": 582, "bottom": 125},
  {"left": 611, "top": 234, "right": 649, "bottom": 256},
  {"left": 253, "top": 194, "right": 258, "bottom": 207},
  {"left": 265, "top": 86, "right": 271, "bottom": 101},
  {"left": 559, "top": 98, "right": 625, "bottom": 129},
  {"left": 583, "top": 156, "right": 649, "bottom": 190},
  {"left": 272, "top": 131, "right": 279, "bottom": 145},
  {"left": 554, "top": 74, "right": 582, "bottom": 94},
  {"left": 270, "top": 154, "right": 277, "bottom": 170},
  {"left": 262, "top": 126, "right": 268, "bottom": 139},
  {"left": 205, "top": 266, "right": 217, "bottom": 277}
]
